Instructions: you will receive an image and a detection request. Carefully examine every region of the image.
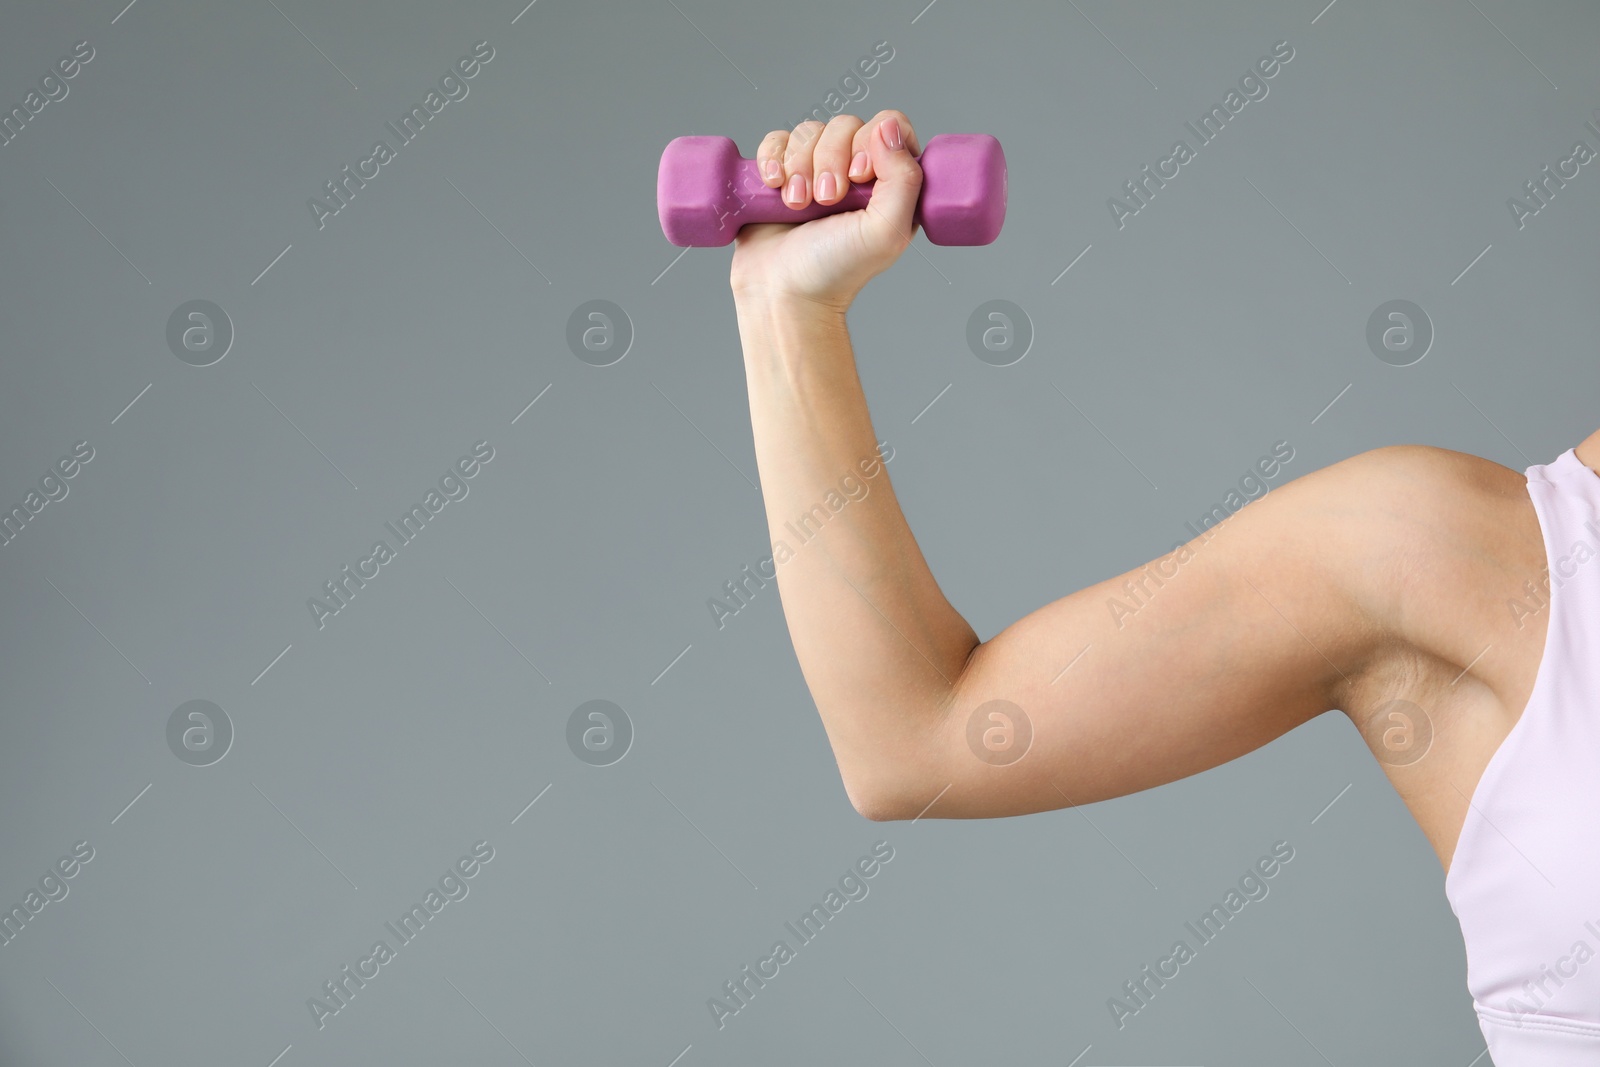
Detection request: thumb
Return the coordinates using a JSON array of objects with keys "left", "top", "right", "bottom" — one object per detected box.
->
[{"left": 862, "top": 117, "right": 923, "bottom": 247}]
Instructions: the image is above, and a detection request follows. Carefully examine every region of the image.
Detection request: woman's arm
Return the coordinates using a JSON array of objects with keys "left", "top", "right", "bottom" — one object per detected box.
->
[
  {"left": 734, "top": 295, "right": 981, "bottom": 818},
  {"left": 731, "top": 111, "right": 1396, "bottom": 822},
  {"left": 734, "top": 286, "right": 1403, "bottom": 821}
]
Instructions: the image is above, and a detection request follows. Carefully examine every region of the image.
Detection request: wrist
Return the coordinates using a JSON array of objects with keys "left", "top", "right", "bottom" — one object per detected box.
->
[
  {"left": 732, "top": 286, "right": 852, "bottom": 328},
  {"left": 733, "top": 288, "right": 855, "bottom": 384}
]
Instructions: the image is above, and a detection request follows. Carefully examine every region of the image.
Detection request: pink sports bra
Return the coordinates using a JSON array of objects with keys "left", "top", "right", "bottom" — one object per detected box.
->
[{"left": 1444, "top": 446, "right": 1600, "bottom": 1064}]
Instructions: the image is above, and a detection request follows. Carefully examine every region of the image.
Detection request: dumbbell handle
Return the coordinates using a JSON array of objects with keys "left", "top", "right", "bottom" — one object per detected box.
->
[{"left": 658, "top": 133, "right": 1006, "bottom": 247}]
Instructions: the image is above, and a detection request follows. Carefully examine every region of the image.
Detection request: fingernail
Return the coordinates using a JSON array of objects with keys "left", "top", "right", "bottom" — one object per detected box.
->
[
  {"left": 882, "top": 117, "right": 903, "bottom": 151},
  {"left": 763, "top": 158, "right": 780, "bottom": 183},
  {"left": 785, "top": 173, "right": 806, "bottom": 204},
  {"left": 816, "top": 171, "right": 836, "bottom": 201},
  {"left": 848, "top": 151, "right": 869, "bottom": 178}
]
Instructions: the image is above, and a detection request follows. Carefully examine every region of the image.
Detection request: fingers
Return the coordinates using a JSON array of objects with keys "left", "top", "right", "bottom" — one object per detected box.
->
[
  {"left": 860, "top": 111, "right": 923, "bottom": 244},
  {"left": 774, "top": 120, "right": 823, "bottom": 207},
  {"left": 811, "top": 114, "right": 865, "bottom": 205},
  {"left": 753, "top": 111, "right": 919, "bottom": 213},
  {"left": 850, "top": 110, "right": 920, "bottom": 185},
  {"left": 755, "top": 129, "right": 790, "bottom": 188}
]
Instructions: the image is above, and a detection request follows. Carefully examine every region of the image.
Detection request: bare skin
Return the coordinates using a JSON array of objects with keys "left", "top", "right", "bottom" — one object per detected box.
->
[{"left": 730, "top": 109, "right": 1568, "bottom": 877}]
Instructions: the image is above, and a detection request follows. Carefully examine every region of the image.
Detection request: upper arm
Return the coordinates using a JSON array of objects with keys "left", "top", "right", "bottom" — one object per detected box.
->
[{"left": 903, "top": 447, "right": 1424, "bottom": 821}]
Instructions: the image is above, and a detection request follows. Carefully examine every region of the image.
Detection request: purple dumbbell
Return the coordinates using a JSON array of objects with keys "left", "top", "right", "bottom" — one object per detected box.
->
[{"left": 657, "top": 133, "right": 1007, "bottom": 247}]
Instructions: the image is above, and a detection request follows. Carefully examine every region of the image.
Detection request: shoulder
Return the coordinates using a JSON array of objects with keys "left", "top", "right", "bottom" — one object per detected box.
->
[
  {"left": 1229, "top": 443, "right": 1531, "bottom": 686},
  {"left": 1257, "top": 444, "right": 1525, "bottom": 554},
  {"left": 1263, "top": 443, "right": 1539, "bottom": 699},
  {"left": 1301, "top": 443, "right": 1522, "bottom": 502}
]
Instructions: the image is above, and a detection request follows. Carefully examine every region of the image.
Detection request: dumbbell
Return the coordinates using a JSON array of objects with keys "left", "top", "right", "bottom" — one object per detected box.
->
[{"left": 657, "top": 133, "right": 1007, "bottom": 247}]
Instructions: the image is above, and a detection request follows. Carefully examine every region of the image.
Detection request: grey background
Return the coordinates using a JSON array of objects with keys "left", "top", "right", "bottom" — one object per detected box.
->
[{"left": 0, "top": 0, "right": 1594, "bottom": 1064}]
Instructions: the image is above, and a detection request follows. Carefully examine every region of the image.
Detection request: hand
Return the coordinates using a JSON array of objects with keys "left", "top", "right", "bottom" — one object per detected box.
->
[{"left": 729, "top": 110, "right": 924, "bottom": 313}]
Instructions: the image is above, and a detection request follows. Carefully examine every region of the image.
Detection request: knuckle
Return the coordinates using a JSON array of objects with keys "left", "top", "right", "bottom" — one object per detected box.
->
[
  {"left": 785, "top": 126, "right": 823, "bottom": 167},
  {"left": 823, "top": 114, "right": 862, "bottom": 146}
]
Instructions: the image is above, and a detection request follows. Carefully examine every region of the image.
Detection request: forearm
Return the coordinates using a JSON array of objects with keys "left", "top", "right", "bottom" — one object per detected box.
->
[{"left": 734, "top": 292, "right": 978, "bottom": 811}]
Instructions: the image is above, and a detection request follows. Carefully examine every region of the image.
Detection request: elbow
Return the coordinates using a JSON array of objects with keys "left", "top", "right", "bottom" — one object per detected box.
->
[
  {"left": 830, "top": 699, "right": 960, "bottom": 822},
  {"left": 846, "top": 784, "right": 911, "bottom": 822},
  {"left": 840, "top": 752, "right": 945, "bottom": 823}
]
